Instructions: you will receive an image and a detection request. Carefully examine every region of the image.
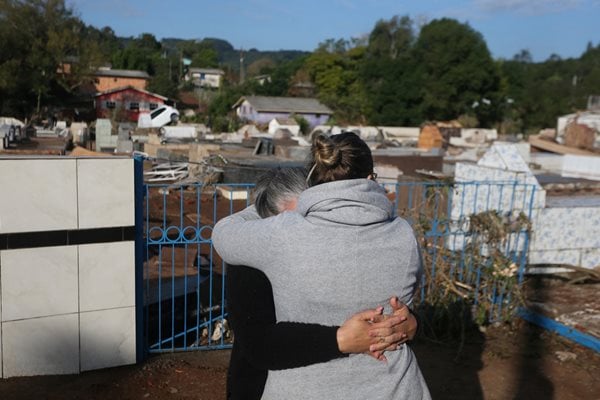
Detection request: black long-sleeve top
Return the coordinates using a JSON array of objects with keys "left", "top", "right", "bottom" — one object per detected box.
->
[{"left": 226, "top": 264, "right": 346, "bottom": 400}]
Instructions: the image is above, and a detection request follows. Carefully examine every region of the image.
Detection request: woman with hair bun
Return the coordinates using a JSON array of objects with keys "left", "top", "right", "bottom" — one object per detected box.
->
[{"left": 214, "top": 132, "right": 431, "bottom": 399}]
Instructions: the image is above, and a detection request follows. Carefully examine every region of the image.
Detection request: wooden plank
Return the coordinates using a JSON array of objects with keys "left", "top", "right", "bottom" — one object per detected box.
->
[{"left": 528, "top": 135, "right": 599, "bottom": 156}]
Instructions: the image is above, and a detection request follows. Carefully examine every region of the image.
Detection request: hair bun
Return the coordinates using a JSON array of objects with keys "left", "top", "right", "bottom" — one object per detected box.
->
[{"left": 314, "top": 134, "right": 342, "bottom": 168}]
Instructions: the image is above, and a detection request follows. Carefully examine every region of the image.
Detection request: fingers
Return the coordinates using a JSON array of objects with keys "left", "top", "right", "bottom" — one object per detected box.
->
[
  {"left": 370, "top": 315, "right": 384, "bottom": 323},
  {"left": 390, "top": 296, "right": 408, "bottom": 312},
  {"left": 367, "top": 350, "right": 388, "bottom": 362},
  {"left": 368, "top": 330, "right": 408, "bottom": 346},
  {"left": 369, "top": 334, "right": 407, "bottom": 352},
  {"left": 370, "top": 341, "right": 403, "bottom": 353},
  {"left": 369, "top": 314, "right": 407, "bottom": 331},
  {"left": 354, "top": 306, "right": 384, "bottom": 322}
]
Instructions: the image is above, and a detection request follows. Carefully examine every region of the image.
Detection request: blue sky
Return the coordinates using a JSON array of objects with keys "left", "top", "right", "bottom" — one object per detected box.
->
[{"left": 68, "top": 0, "right": 600, "bottom": 61}]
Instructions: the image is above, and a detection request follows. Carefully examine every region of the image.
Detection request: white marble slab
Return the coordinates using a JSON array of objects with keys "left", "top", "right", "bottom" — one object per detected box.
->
[
  {"left": 80, "top": 307, "right": 136, "bottom": 372},
  {"left": 453, "top": 163, "right": 545, "bottom": 218},
  {"left": 77, "top": 159, "right": 134, "bottom": 229},
  {"left": 1, "top": 246, "right": 78, "bottom": 321},
  {"left": 528, "top": 249, "right": 581, "bottom": 266},
  {"left": 2, "top": 314, "right": 79, "bottom": 377},
  {"left": 79, "top": 241, "right": 135, "bottom": 312},
  {"left": 478, "top": 143, "right": 530, "bottom": 172},
  {"left": 0, "top": 159, "right": 78, "bottom": 233},
  {"left": 562, "top": 154, "right": 600, "bottom": 181},
  {"left": 581, "top": 248, "right": 600, "bottom": 269},
  {"left": 530, "top": 207, "right": 600, "bottom": 251}
]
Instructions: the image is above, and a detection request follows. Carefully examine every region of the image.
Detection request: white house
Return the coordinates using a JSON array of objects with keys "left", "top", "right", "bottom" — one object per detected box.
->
[
  {"left": 233, "top": 96, "right": 332, "bottom": 127},
  {"left": 185, "top": 68, "right": 224, "bottom": 89}
]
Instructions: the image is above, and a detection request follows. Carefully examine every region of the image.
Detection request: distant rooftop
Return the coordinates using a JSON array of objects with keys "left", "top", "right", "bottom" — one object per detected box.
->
[
  {"left": 94, "top": 85, "right": 168, "bottom": 100},
  {"left": 273, "top": 117, "right": 298, "bottom": 125},
  {"left": 94, "top": 69, "right": 150, "bottom": 79},
  {"left": 234, "top": 96, "right": 333, "bottom": 115},
  {"left": 188, "top": 68, "right": 224, "bottom": 75}
]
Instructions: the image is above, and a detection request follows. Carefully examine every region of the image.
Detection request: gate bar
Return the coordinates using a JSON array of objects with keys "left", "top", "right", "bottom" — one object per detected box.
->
[{"left": 134, "top": 155, "right": 146, "bottom": 362}]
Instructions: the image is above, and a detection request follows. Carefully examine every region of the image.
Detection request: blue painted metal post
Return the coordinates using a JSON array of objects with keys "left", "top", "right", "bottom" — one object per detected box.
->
[
  {"left": 134, "top": 155, "right": 146, "bottom": 362},
  {"left": 518, "top": 308, "right": 600, "bottom": 353}
]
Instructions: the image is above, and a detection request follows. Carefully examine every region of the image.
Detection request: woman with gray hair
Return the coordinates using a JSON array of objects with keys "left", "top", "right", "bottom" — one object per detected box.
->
[
  {"left": 215, "top": 132, "right": 430, "bottom": 399},
  {"left": 253, "top": 167, "right": 307, "bottom": 218},
  {"left": 226, "top": 166, "right": 418, "bottom": 400}
]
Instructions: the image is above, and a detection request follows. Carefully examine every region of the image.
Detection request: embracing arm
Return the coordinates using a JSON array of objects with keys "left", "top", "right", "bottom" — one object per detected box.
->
[
  {"left": 213, "top": 205, "right": 276, "bottom": 268},
  {"left": 239, "top": 320, "right": 344, "bottom": 370},
  {"left": 228, "top": 267, "right": 416, "bottom": 370},
  {"left": 239, "top": 308, "right": 412, "bottom": 370}
]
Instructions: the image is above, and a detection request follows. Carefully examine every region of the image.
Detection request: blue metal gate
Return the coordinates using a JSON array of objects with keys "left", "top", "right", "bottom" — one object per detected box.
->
[
  {"left": 136, "top": 166, "right": 537, "bottom": 353},
  {"left": 140, "top": 180, "right": 254, "bottom": 354}
]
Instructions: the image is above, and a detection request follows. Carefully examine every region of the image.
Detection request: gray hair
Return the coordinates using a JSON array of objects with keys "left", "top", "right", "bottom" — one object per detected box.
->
[{"left": 254, "top": 167, "right": 307, "bottom": 218}]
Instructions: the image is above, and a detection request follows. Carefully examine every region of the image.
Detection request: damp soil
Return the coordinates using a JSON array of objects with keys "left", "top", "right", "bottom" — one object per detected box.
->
[{"left": 1, "top": 321, "right": 598, "bottom": 400}]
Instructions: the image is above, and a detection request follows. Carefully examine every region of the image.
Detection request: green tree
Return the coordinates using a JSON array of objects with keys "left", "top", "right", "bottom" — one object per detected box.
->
[
  {"left": 411, "top": 18, "right": 502, "bottom": 127},
  {"left": 147, "top": 56, "right": 179, "bottom": 99},
  {"left": 361, "top": 15, "right": 421, "bottom": 125},
  {"left": 112, "top": 33, "right": 162, "bottom": 74},
  {"left": 0, "top": 0, "right": 103, "bottom": 118},
  {"left": 367, "top": 15, "right": 414, "bottom": 60},
  {"left": 191, "top": 47, "right": 218, "bottom": 68},
  {"left": 300, "top": 40, "right": 368, "bottom": 123}
]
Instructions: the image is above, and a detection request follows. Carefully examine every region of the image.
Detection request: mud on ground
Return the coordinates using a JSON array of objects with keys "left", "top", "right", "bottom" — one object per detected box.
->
[{"left": 0, "top": 321, "right": 598, "bottom": 400}]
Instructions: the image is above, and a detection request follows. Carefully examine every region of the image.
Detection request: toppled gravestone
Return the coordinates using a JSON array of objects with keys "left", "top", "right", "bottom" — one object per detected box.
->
[{"left": 565, "top": 122, "right": 596, "bottom": 150}]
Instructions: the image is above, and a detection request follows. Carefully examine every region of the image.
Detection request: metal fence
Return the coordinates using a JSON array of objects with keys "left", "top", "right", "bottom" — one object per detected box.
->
[
  {"left": 142, "top": 183, "right": 254, "bottom": 353},
  {"left": 384, "top": 180, "right": 537, "bottom": 322},
  {"left": 140, "top": 179, "right": 537, "bottom": 353}
]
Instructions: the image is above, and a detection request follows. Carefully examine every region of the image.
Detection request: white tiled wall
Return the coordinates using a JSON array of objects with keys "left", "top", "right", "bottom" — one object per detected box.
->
[
  {"left": 454, "top": 144, "right": 600, "bottom": 270},
  {"left": 0, "top": 158, "right": 134, "bottom": 233},
  {"left": 530, "top": 207, "right": 600, "bottom": 251},
  {"left": 0, "top": 157, "right": 137, "bottom": 378},
  {"left": 528, "top": 249, "right": 582, "bottom": 266},
  {"left": 0, "top": 241, "right": 136, "bottom": 377},
  {"left": 77, "top": 159, "right": 134, "bottom": 229},
  {"left": 0, "top": 159, "right": 78, "bottom": 233},
  {"left": 1, "top": 246, "right": 78, "bottom": 321},
  {"left": 79, "top": 241, "right": 135, "bottom": 312},
  {"left": 80, "top": 307, "right": 136, "bottom": 371},
  {"left": 2, "top": 314, "right": 80, "bottom": 377},
  {"left": 581, "top": 248, "right": 600, "bottom": 270}
]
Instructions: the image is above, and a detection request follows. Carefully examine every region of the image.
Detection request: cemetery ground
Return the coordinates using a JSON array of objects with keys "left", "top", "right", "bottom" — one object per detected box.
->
[{"left": 0, "top": 303, "right": 598, "bottom": 400}]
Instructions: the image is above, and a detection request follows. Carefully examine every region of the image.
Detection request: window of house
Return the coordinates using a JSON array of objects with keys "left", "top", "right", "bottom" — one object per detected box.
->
[
  {"left": 149, "top": 102, "right": 158, "bottom": 110},
  {"left": 94, "top": 78, "right": 100, "bottom": 84},
  {"left": 105, "top": 101, "right": 116, "bottom": 109},
  {"left": 129, "top": 102, "right": 140, "bottom": 110}
]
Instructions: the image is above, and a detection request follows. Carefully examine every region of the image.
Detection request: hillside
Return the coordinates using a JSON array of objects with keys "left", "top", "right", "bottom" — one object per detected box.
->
[{"left": 160, "top": 37, "right": 309, "bottom": 71}]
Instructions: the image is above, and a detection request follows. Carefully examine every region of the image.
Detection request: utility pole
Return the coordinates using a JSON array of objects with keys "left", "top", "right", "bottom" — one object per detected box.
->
[
  {"left": 180, "top": 50, "right": 183, "bottom": 81},
  {"left": 36, "top": 70, "right": 46, "bottom": 116},
  {"left": 239, "top": 49, "right": 245, "bottom": 85}
]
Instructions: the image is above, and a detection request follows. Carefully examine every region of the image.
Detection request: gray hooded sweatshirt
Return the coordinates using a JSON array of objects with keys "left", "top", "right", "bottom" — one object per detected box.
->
[{"left": 213, "top": 179, "right": 431, "bottom": 400}]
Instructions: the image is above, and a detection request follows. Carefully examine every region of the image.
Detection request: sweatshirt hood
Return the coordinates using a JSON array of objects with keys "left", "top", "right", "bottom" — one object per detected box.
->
[{"left": 296, "top": 179, "right": 393, "bottom": 226}]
